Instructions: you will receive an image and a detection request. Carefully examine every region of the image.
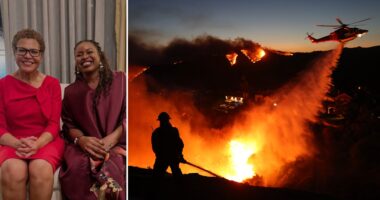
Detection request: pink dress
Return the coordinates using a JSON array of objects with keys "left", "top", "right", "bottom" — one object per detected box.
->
[{"left": 0, "top": 75, "right": 64, "bottom": 171}]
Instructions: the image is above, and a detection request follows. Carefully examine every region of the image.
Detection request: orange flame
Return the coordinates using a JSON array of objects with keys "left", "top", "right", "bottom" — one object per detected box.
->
[
  {"left": 241, "top": 48, "right": 266, "bottom": 63},
  {"left": 258, "top": 49, "right": 266, "bottom": 58},
  {"left": 226, "top": 48, "right": 265, "bottom": 66},
  {"left": 224, "top": 140, "right": 256, "bottom": 182},
  {"left": 225, "top": 52, "right": 238, "bottom": 66}
]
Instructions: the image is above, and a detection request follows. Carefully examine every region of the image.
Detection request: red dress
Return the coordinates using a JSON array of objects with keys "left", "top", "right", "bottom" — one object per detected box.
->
[{"left": 0, "top": 75, "right": 64, "bottom": 172}]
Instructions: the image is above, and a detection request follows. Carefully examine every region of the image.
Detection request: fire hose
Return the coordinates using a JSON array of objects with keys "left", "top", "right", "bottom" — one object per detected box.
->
[{"left": 181, "top": 159, "right": 225, "bottom": 179}]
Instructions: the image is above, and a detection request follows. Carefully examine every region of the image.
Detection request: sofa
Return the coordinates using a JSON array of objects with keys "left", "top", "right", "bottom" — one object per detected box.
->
[{"left": 51, "top": 84, "right": 68, "bottom": 200}]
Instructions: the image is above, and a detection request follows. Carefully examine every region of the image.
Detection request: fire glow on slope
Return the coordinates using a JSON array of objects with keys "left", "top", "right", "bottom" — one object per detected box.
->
[
  {"left": 225, "top": 140, "right": 257, "bottom": 182},
  {"left": 226, "top": 48, "right": 266, "bottom": 66},
  {"left": 226, "top": 52, "right": 238, "bottom": 66},
  {"left": 129, "top": 44, "right": 344, "bottom": 186},
  {"left": 241, "top": 48, "right": 266, "bottom": 63},
  {"left": 221, "top": 44, "right": 344, "bottom": 184}
]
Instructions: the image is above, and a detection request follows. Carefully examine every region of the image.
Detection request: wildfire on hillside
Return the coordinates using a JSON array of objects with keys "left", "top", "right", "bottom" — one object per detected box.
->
[
  {"left": 226, "top": 48, "right": 266, "bottom": 66},
  {"left": 129, "top": 39, "right": 343, "bottom": 186},
  {"left": 241, "top": 48, "right": 266, "bottom": 63}
]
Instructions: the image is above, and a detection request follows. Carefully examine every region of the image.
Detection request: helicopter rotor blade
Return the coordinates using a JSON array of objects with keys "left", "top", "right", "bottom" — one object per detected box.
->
[
  {"left": 336, "top": 18, "right": 345, "bottom": 25},
  {"left": 315, "top": 18, "right": 370, "bottom": 30},
  {"left": 317, "top": 25, "right": 340, "bottom": 27},
  {"left": 348, "top": 18, "right": 371, "bottom": 26}
]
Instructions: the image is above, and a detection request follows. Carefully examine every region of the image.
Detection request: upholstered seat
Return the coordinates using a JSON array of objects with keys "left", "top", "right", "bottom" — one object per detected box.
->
[{"left": 51, "top": 83, "right": 68, "bottom": 200}]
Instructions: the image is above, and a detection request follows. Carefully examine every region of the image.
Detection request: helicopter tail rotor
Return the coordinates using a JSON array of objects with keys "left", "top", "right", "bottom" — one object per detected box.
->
[{"left": 306, "top": 32, "right": 316, "bottom": 43}]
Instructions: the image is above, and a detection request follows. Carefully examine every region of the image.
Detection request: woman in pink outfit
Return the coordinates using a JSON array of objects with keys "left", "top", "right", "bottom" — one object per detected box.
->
[{"left": 0, "top": 29, "right": 64, "bottom": 200}]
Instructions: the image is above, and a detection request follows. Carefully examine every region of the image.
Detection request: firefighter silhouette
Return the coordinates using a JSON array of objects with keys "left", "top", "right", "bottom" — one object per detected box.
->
[{"left": 152, "top": 112, "right": 184, "bottom": 177}]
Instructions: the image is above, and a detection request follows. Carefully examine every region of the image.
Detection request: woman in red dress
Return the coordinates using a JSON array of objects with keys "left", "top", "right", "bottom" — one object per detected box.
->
[
  {"left": 59, "top": 40, "right": 126, "bottom": 200},
  {"left": 0, "top": 29, "right": 64, "bottom": 200}
]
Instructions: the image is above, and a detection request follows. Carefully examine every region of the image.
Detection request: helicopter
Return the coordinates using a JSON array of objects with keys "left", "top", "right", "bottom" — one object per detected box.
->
[{"left": 307, "top": 18, "right": 370, "bottom": 43}]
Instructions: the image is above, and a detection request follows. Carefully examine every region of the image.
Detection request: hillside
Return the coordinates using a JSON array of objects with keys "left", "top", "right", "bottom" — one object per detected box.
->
[{"left": 129, "top": 166, "right": 337, "bottom": 200}]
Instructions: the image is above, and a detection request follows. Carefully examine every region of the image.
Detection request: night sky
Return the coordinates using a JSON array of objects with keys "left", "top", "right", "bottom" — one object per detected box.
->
[{"left": 129, "top": 0, "right": 380, "bottom": 52}]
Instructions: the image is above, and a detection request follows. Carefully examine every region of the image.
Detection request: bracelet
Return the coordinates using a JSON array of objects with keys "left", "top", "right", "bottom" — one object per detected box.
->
[{"left": 73, "top": 136, "right": 83, "bottom": 145}]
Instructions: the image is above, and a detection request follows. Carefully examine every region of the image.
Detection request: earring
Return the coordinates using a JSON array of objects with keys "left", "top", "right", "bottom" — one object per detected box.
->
[{"left": 100, "top": 62, "right": 104, "bottom": 69}]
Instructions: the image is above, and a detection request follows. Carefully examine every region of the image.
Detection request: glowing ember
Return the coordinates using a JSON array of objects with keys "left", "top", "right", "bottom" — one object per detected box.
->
[
  {"left": 226, "top": 140, "right": 256, "bottom": 182},
  {"left": 129, "top": 66, "right": 149, "bottom": 82},
  {"left": 226, "top": 52, "right": 238, "bottom": 66}
]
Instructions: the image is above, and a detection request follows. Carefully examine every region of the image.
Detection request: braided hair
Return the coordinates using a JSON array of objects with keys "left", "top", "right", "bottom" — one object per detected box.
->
[{"left": 74, "top": 40, "right": 113, "bottom": 109}]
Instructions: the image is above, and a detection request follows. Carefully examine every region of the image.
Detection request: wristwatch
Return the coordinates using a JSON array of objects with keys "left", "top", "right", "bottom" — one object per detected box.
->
[{"left": 73, "top": 136, "right": 83, "bottom": 145}]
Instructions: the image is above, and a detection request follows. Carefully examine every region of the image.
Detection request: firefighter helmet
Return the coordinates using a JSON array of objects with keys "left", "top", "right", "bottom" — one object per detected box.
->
[{"left": 157, "top": 112, "right": 171, "bottom": 121}]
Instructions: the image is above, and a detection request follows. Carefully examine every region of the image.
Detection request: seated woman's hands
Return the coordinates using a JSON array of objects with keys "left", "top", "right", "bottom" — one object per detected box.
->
[
  {"left": 77, "top": 136, "right": 108, "bottom": 160},
  {"left": 15, "top": 136, "right": 39, "bottom": 158}
]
